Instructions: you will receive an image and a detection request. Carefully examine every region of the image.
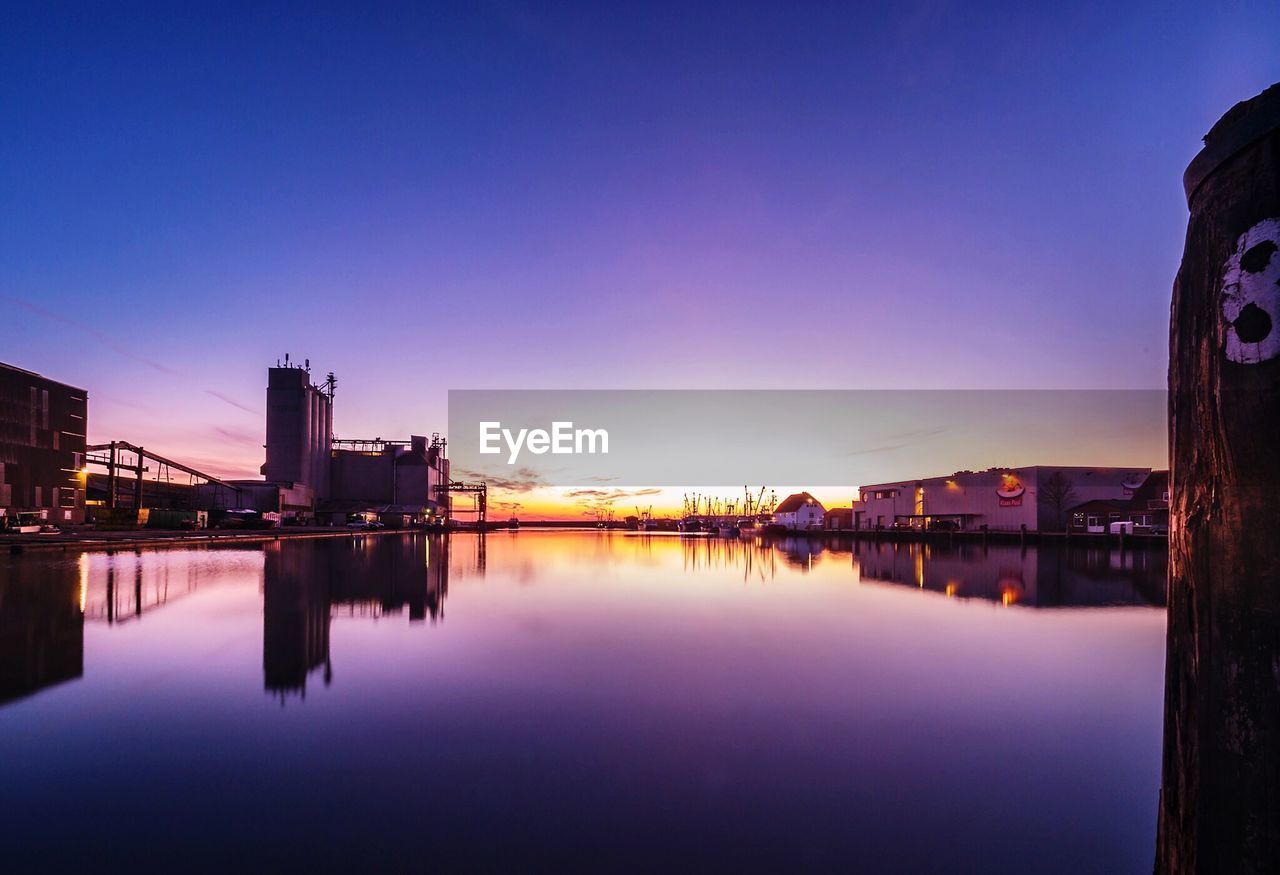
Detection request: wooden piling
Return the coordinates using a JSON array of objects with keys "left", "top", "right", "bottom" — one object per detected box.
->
[{"left": 1157, "top": 82, "right": 1280, "bottom": 873}]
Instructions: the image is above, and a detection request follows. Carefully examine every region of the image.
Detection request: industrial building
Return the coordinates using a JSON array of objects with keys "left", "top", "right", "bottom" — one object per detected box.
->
[
  {"left": 213, "top": 359, "right": 453, "bottom": 526},
  {"left": 854, "top": 466, "right": 1158, "bottom": 533},
  {"left": 0, "top": 362, "right": 87, "bottom": 527},
  {"left": 2, "top": 356, "right": 455, "bottom": 529}
]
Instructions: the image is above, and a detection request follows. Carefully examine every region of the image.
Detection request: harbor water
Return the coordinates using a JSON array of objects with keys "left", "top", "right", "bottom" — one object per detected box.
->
[{"left": 1, "top": 531, "right": 1167, "bottom": 872}]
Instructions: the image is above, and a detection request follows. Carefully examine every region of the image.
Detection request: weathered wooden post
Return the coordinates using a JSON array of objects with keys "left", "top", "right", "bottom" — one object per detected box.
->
[{"left": 1158, "top": 82, "right": 1280, "bottom": 873}]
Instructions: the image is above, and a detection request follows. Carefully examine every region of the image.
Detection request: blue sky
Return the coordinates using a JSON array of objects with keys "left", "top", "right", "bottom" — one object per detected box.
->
[{"left": 1, "top": 1, "right": 1276, "bottom": 477}]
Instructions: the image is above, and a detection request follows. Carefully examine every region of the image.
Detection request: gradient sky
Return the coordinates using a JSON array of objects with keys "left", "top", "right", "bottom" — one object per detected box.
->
[{"left": 2, "top": 2, "right": 1277, "bottom": 514}]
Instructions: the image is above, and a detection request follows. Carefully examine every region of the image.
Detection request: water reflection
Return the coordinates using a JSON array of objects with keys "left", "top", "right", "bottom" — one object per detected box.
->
[
  {"left": 0, "top": 534, "right": 452, "bottom": 706},
  {"left": 86, "top": 551, "right": 203, "bottom": 622},
  {"left": 673, "top": 532, "right": 1166, "bottom": 607},
  {"left": 263, "top": 534, "right": 449, "bottom": 698},
  {"left": 0, "top": 533, "right": 1163, "bottom": 709},
  {"left": 848, "top": 539, "right": 1166, "bottom": 607},
  {"left": 0, "top": 556, "right": 84, "bottom": 705},
  {"left": 0, "top": 531, "right": 1168, "bottom": 872}
]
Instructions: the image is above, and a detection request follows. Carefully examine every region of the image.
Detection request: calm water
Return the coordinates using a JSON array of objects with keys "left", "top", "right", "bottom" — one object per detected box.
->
[{"left": 1, "top": 532, "right": 1167, "bottom": 872}]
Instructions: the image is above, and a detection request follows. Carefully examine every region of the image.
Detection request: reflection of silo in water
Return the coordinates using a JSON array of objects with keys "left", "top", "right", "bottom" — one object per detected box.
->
[
  {"left": 0, "top": 557, "right": 85, "bottom": 704},
  {"left": 262, "top": 540, "right": 332, "bottom": 699}
]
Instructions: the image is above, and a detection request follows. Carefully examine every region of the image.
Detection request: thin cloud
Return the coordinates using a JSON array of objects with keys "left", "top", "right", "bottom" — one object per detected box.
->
[
  {"left": 566, "top": 486, "right": 662, "bottom": 501},
  {"left": 845, "top": 426, "right": 949, "bottom": 456},
  {"left": 454, "top": 466, "right": 545, "bottom": 493},
  {"left": 214, "top": 425, "right": 259, "bottom": 444},
  {"left": 206, "top": 389, "right": 258, "bottom": 415},
  {"left": 5, "top": 295, "right": 181, "bottom": 376},
  {"left": 9, "top": 294, "right": 266, "bottom": 422}
]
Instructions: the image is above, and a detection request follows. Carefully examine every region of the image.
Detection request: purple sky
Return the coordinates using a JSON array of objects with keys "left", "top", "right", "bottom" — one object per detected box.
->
[{"left": 2, "top": 2, "right": 1277, "bottom": 479}]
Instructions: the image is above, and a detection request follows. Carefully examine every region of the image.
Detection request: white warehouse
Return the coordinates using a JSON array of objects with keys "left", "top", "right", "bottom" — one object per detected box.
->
[
  {"left": 853, "top": 466, "right": 1155, "bottom": 533},
  {"left": 773, "top": 492, "right": 826, "bottom": 530}
]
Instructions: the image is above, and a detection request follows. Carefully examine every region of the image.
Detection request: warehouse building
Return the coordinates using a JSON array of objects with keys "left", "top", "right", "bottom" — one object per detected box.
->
[
  {"left": 322, "top": 434, "right": 451, "bottom": 526},
  {"left": 0, "top": 362, "right": 87, "bottom": 527},
  {"left": 854, "top": 466, "right": 1155, "bottom": 533}
]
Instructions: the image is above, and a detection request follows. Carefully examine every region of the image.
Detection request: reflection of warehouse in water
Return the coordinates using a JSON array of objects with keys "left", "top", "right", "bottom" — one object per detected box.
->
[
  {"left": 0, "top": 558, "right": 84, "bottom": 704},
  {"left": 852, "top": 540, "right": 1166, "bottom": 607}
]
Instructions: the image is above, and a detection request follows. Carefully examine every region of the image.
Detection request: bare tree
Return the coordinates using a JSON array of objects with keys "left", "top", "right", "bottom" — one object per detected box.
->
[{"left": 1040, "top": 471, "right": 1078, "bottom": 532}]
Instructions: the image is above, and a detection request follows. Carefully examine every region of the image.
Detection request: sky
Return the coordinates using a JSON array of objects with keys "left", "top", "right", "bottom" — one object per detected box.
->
[{"left": 2, "top": 1, "right": 1277, "bottom": 517}]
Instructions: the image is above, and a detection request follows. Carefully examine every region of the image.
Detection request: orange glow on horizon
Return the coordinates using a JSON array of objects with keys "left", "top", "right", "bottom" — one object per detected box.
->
[{"left": 487, "top": 486, "right": 857, "bottom": 521}]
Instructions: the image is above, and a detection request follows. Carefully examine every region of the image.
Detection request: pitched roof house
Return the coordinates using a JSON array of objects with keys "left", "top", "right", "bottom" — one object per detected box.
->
[
  {"left": 1068, "top": 470, "right": 1170, "bottom": 533},
  {"left": 773, "top": 492, "right": 825, "bottom": 530}
]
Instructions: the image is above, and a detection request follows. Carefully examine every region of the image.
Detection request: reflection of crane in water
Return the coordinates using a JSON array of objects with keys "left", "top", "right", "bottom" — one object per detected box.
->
[
  {"left": 80, "top": 549, "right": 229, "bottom": 624},
  {"left": 681, "top": 535, "right": 777, "bottom": 583}
]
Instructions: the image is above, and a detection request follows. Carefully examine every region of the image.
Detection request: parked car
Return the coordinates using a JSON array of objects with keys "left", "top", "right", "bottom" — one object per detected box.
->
[
  {"left": 928, "top": 519, "right": 960, "bottom": 532},
  {"left": 346, "top": 514, "right": 384, "bottom": 531}
]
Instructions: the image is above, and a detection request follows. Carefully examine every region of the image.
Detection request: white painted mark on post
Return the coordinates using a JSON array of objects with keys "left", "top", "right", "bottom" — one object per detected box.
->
[{"left": 1221, "top": 217, "right": 1280, "bottom": 364}]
